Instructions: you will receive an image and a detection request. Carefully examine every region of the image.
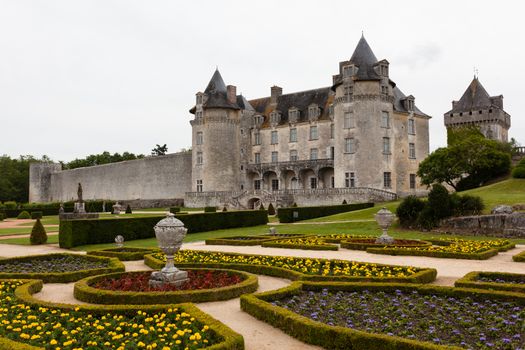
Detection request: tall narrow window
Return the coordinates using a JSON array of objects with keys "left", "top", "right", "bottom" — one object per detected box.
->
[
  {"left": 271, "top": 130, "right": 278, "bottom": 144},
  {"left": 196, "top": 132, "right": 203, "bottom": 145},
  {"left": 196, "top": 180, "right": 203, "bottom": 192},
  {"left": 271, "top": 151, "right": 278, "bottom": 163},
  {"left": 383, "top": 172, "right": 392, "bottom": 188},
  {"left": 383, "top": 137, "right": 391, "bottom": 154},
  {"left": 289, "top": 128, "right": 297, "bottom": 142},
  {"left": 408, "top": 119, "right": 416, "bottom": 135},
  {"left": 330, "top": 176, "right": 335, "bottom": 188},
  {"left": 381, "top": 111, "right": 390, "bottom": 128},
  {"left": 254, "top": 179, "right": 261, "bottom": 190},
  {"left": 330, "top": 123, "right": 334, "bottom": 139},
  {"left": 310, "top": 148, "right": 318, "bottom": 160},
  {"left": 254, "top": 153, "right": 261, "bottom": 164},
  {"left": 330, "top": 146, "right": 335, "bottom": 160},
  {"left": 196, "top": 111, "right": 203, "bottom": 119},
  {"left": 409, "top": 143, "right": 416, "bottom": 159},
  {"left": 345, "top": 172, "right": 355, "bottom": 188},
  {"left": 196, "top": 152, "right": 203, "bottom": 165},
  {"left": 196, "top": 94, "right": 203, "bottom": 105},
  {"left": 345, "top": 138, "right": 355, "bottom": 153},
  {"left": 409, "top": 174, "right": 416, "bottom": 189},
  {"left": 271, "top": 179, "right": 279, "bottom": 191},
  {"left": 290, "top": 150, "right": 298, "bottom": 161},
  {"left": 253, "top": 131, "right": 261, "bottom": 145},
  {"left": 309, "top": 126, "right": 318, "bottom": 140},
  {"left": 344, "top": 84, "right": 353, "bottom": 97},
  {"left": 310, "top": 177, "right": 318, "bottom": 189},
  {"left": 342, "top": 65, "right": 354, "bottom": 77},
  {"left": 344, "top": 111, "right": 355, "bottom": 129}
]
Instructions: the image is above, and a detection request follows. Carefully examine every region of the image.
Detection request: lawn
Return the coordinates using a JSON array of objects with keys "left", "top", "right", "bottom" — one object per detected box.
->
[{"left": 459, "top": 178, "right": 525, "bottom": 211}]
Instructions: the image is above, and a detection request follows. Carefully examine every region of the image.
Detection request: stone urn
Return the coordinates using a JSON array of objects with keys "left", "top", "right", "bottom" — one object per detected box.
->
[
  {"left": 115, "top": 235, "right": 124, "bottom": 248},
  {"left": 375, "top": 207, "right": 395, "bottom": 244},
  {"left": 149, "top": 213, "right": 189, "bottom": 288}
]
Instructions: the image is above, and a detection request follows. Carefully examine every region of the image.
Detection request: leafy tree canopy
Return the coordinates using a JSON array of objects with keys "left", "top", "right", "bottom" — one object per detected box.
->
[
  {"left": 151, "top": 144, "right": 168, "bottom": 156},
  {"left": 0, "top": 155, "right": 50, "bottom": 203},
  {"left": 64, "top": 151, "right": 144, "bottom": 170}
]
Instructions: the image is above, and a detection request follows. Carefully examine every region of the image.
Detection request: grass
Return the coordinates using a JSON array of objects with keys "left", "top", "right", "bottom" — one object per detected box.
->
[
  {"left": 304, "top": 201, "right": 399, "bottom": 222},
  {"left": 0, "top": 235, "right": 59, "bottom": 245},
  {"left": 134, "top": 207, "right": 203, "bottom": 212},
  {"left": 459, "top": 178, "right": 525, "bottom": 212}
]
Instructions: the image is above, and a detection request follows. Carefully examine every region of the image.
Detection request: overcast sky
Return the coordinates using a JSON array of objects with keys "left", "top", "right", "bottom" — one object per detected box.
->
[{"left": 1, "top": 0, "right": 524, "bottom": 162}]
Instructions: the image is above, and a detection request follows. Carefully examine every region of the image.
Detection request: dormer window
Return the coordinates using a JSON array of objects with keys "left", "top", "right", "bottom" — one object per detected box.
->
[
  {"left": 344, "top": 84, "right": 353, "bottom": 97},
  {"left": 254, "top": 115, "right": 264, "bottom": 127},
  {"left": 196, "top": 93, "right": 203, "bottom": 105},
  {"left": 288, "top": 108, "right": 299, "bottom": 124},
  {"left": 308, "top": 104, "right": 320, "bottom": 121},
  {"left": 381, "top": 85, "right": 388, "bottom": 95},
  {"left": 342, "top": 65, "right": 355, "bottom": 78},
  {"left": 404, "top": 97, "right": 415, "bottom": 112},
  {"left": 196, "top": 111, "right": 203, "bottom": 119},
  {"left": 380, "top": 65, "right": 388, "bottom": 76},
  {"left": 270, "top": 111, "right": 281, "bottom": 126}
]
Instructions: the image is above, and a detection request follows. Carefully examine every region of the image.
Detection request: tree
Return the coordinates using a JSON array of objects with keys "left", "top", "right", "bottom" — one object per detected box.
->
[
  {"left": 30, "top": 218, "right": 47, "bottom": 245},
  {"left": 151, "top": 144, "right": 168, "bottom": 156},
  {"left": 0, "top": 155, "right": 48, "bottom": 203},
  {"left": 65, "top": 151, "right": 144, "bottom": 169}
]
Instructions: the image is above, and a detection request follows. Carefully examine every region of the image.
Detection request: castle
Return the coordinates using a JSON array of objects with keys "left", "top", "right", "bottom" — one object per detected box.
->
[{"left": 28, "top": 36, "right": 511, "bottom": 209}]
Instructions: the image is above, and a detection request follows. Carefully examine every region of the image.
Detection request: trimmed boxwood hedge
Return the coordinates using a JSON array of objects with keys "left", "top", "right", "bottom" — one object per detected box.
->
[
  {"left": 30, "top": 211, "right": 43, "bottom": 219},
  {"left": 73, "top": 268, "right": 258, "bottom": 304},
  {"left": 206, "top": 234, "right": 307, "bottom": 246},
  {"left": 340, "top": 239, "right": 432, "bottom": 251},
  {"left": 0, "top": 254, "right": 124, "bottom": 283},
  {"left": 277, "top": 202, "right": 374, "bottom": 223},
  {"left": 144, "top": 252, "right": 437, "bottom": 284},
  {"left": 513, "top": 250, "right": 525, "bottom": 262},
  {"left": 240, "top": 280, "right": 525, "bottom": 350},
  {"left": 454, "top": 271, "right": 525, "bottom": 293},
  {"left": 59, "top": 210, "right": 269, "bottom": 248},
  {"left": 6, "top": 279, "right": 244, "bottom": 350},
  {"left": 366, "top": 247, "right": 500, "bottom": 260},
  {"left": 87, "top": 247, "right": 160, "bottom": 261},
  {"left": 261, "top": 240, "right": 338, "bottom": 251}
]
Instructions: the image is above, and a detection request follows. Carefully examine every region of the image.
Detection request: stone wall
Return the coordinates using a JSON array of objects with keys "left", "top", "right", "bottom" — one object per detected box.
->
[
  {"left": 29, "top": 152, "right": 192, "bottom": 204},
  {"left": 439, "top": 212, "right": 525, "bottom": 238}
]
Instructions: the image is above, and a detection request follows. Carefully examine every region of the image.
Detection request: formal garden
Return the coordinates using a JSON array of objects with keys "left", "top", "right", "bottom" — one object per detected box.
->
[{"left": 0, "top": 179, "right": 524, "bottom": 349}]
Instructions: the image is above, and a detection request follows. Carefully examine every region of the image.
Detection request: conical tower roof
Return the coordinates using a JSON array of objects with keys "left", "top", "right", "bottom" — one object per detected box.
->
[
  {"left": 452, "top": 77, "right": 492, "bottom": 112},
  {"left": 204, "top": 69, "right": 227, "bottom": 94},
  {"left": 202, "top": 69, "right": 239, "bottom": 110},
  {"left": 349, "top": 35, "right": 381, "bottom": 81}
]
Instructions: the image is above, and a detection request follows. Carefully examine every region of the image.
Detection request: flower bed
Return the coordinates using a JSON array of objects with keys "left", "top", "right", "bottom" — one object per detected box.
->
[
  {"left": 0, "top": 254, "right": 124, "bottom": 283},
  {"left": 454, "top": 271, "right": 525, "bottom": 293},
  {"left": 240, "top": 281, "right": 525, "bottom": 350},
  {"left": 513, "top": 250, "right": 525, "bottom": 262},
  {"left": 0, "top": 279, "right": 243, "bottom": 350},
  {"left": 145, "top": 251, "right": 437, "bottom": 284},
  {"left": 261, "top": 237, "right": 338, "bottom": 251},
  {"left": 340, "top": 238, "right": 432, "bottom": 250},
  {"left": 367, "top": 238, "right": 515, "bottom": 260},
  {"left": 319, "top": 234, "right": 372, "bottom": 244},
  {"left": 87, "top": 247, "right": 159, "bottom": 261},
  {"left": 74, "top": 269, "right": 258, "bottom": 304},
  {"left": 205, "top": 233, "right": 306, "bottom": 246}
]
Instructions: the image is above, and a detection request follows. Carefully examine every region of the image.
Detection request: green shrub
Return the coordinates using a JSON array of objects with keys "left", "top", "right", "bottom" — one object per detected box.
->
[
  {"left": 454, "top": 271, "right": 525, "bottom": 293},
  {"left": 3, "top": 201, "right": 17, "bottom": 209},
  {"left": 0, "top": 213, "right": 4, "bottom": 221},
  {"left": 416, "top": 206, "right": 438, "bottom": 230},
  {"left": 87, "top": 247, "right": 159, "bottom": 261},
  {"left": 342, "top": 199, "right": 347, "bottom": 204},
  {"left": 396, "top": 196, "right": 425, "bottom": 228},
  {"left": 204, "top": 206, "right": 217, "bottom": 213},
  {"left": 292, "top": 202, "right": 298, "bottom": 207},
  {"left": 277, "top": 203, "right": 374, "bottom": 223},
  {"left": 30, "top": 219, "right": 47, "bottom": 245},
  {"left": 513, "top": 250, "right": 525, "bottom": 262},
  {"left": 454, "top": 194, "right": 484, "bottom": 216},
  {"left": 267, "top": 203, "right": 276, "bottom": 215},
  {"left": 259, "top": 203, "right": 265, "bottom": 210},
  {"left": 125, "top": 205, "right": 132, "bottom": 214},
  {"left": 30, "top": 211, "right": 43, "bottom": 219},
  {"left": 222, "top": 206, "right": 228, "bottom": 212},
  {"left": 416, "top": 184, "right": 451, "bottom": 229},
  {"left": 59, "top": 210, "right": 269, "bottom": 248},
  {"left": 170, "top": 206, "right": 181, "bottom": 213},
  {"left": 17, "top": 211, "right": 31, "bottom": 219},
  {"left": 512, "top": 165, "right": 525, "bottom": 178}
]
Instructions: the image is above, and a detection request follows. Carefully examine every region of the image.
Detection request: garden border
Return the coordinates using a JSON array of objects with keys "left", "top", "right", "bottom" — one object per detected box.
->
[
  {"left": 261, "top": 240, "right": 338, "bottom": 251},
  {"left": 366, "top": 247, "right": 500, "bottom": 260},
  {"left": 0, "top": 253, "right": 124, "bottom": 283},
  {"left": 454, "top": 271, "right": 525, "bottom": 293},
  {"left": 87, "top": 247, "right": 160, "bottom": 261},
  {"left": 205, "top": 234, "right": 307, "bottom": 246},
  {"left": 73, "top": 268, "right": 258, "bottom": 304},
  {"left": 144, "top": 252, "right": 437, "bottom": 284},
  {"left": 240, "top": 280, "right": 525, "bottom": 350},
  {"left": 340, "top": 238, "right": 432, "bottom": 251},
  {"left": 513, "top": 250, "right": 525, "bottom": 262}
]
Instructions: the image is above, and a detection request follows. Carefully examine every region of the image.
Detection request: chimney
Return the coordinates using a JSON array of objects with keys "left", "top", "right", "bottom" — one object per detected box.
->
[
  {"left": 490, "top": 95, "right": 503, "bottom": 109},
  {"left": 271, "top": 85, "right": 282, "bottom": 104},
  {"left": 227, "top": 85, "right": 237, "bottom": 104},
  {"left": 452, "top": 100, "right": 458, "bottom": 109}
]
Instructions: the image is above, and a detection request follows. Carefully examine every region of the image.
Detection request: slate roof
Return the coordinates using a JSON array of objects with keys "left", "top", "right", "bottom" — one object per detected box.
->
[
  {"left": 349, "top": 36, "right": 381, "bottom": 81},
  {"left": 202, "top": 69, "right": 240, "bottom": 110},
  {"left": 393, "top": 86, "right": 430, "bottom": 117},
  {"left": 448, "top": 77, "right": 496, "bottom": 113}
]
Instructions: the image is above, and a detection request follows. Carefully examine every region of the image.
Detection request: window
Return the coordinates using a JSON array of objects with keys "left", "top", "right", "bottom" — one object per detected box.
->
[
  {"left": 196, "top": 131, "right": 203, "bottom": 145},
  {"left": 330, "top": 123, "right": 334, "bottom": 139},
  {"left": 329, "top": 104, "right": 334, "bottom": 118},
  {"left": 270, "top": 112, "right": 281, "bottom": 125},
  {"left": 383, "top": 137, "right": 391, "bottom": 154},
  {"left": 254, "top": 153, "right": 261, "bottom": 164},
  {"left": 329, "top": 146, "right": 335, "bottom": 160},
  {"left": 344, "top": 111, "right": 355, "bottom": 128},
  {"left": 343, "top": 65, "right": 355, "bottom": 77},
  {"left": 409, "top": 174, "right": 416, "bottom": 189},
  {"left": 345, "top": 172, "right": 355, "bottom": 188},
  {"left": 271, "top": 130, "right": 278, "bottom": 144},
  {"left": 196, "top": 111, "right": 203, "bottom": 119},
  {"left": 271, "top": 151, "right": 278, "bottom": 163},
  {"left": 310, "top": 126, "right": 318, "bottom": 140},
  {"left": 383, "top": 172, "right": 392, "bottom": 188},
  {"left": 408, "top": 119, "right": 416, "bottom": 135},
  {"left": 308, "top": 105, "right": 320, "bottom": 120},
  {"left": 289, "top": 128, "right": 297, "bottom": 142},
  {"left": 330, "top": 176, "right": 335, "bottom": 188},
  {"left": 196, "top": 94, "right": 203, "bottom": 105},
  {"left": 310, "top": 148, "right": 318, "bottom": 160},
  {"left": 271, "top": 179, "right": 279, "bottom": 191},
  {"left": 254, "top": 179, "right": 261, "bottom": 190},
  {"left": 196, "top": 152, "right": 203, "bottom": 165},
  {"left": 409, "top": 143, "right": 416, "bottom": 159},
  {"left": 381, "top": 85, "right": 388, "bottom": 95},
  {"left": 290, "top": 150, "right": 298, "bottom": 161},
  {"left": 345, "top": 138, "right": 355, "bottom": 153},
  {"left": 379, "top": 64, "right": 388, "bottom": 76},
  {"left": 254, "top": 115, "right": 264, "bottom": 125},
  {"left": 381, "top": 111, "right": 390, "bottom": 128},
  {"left": 310, "top": 177, "right": 318, "bottom": 189},
  {"left": 289, "top": 108, "right": 299, "bottom": 123},
  {"left": 196, "top": 179, "right": 203, "bottom": 192},
  {"left": 344, "top": 84, "right": 353, "bottom": 97},
  {"left": 253, "top": 131, "right": 261, "bottom": 145}
]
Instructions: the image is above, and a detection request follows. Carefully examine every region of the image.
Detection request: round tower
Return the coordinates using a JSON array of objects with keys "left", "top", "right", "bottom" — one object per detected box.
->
[{"left": 190, "top": 69, "right": 242, "bottom": 193}]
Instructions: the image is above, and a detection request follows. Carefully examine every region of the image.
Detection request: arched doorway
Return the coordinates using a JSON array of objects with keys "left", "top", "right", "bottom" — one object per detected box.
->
[
  {"left": 247, "top": 197, "right": 260, "bottom": 209},
  {"left": 262, "top": 171, "right": 279, "bottom": 191}
]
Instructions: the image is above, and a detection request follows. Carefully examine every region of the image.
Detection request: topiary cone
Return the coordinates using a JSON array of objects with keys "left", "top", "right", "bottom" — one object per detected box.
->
[{"left": 30, "top": 218, "right": 47, "bottom": 245}]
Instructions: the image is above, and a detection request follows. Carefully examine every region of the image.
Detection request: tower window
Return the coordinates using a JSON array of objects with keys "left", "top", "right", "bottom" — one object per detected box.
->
[
  {"left": 271, "top": 151, "right": 278, "bottom": 163},
  {"left": 196, "top": 94, "right": 203, "bottom": 105},
  {"left": 271, "top": 131, "right": 278, "bottom": 144},
  {"left": 383, "top": 172, "right": 392, "bottom": 188},
  {"left": 408, "top": 119, "right": 416, "bottom": 135},
  {"left": 309, "top": 126, "right": 318, "bottom": 140},
  {"left": 196, "top": 111, "right": 203, "bottom": 119},
  {"left": 383, "top": 137, "right": 391, "bottom": 154},
  {"left": 381, "top": 111, "right": 390, "bottom": 128},
  {"left": 254, "top": 115, "right": 264, "bottom": 125},
  {"left": 342, "top": 65, "right": 355, "bottom": 77},
  {"left": 409, "top": 174, "right": 416, "bottom": 189},
  {"left": 344, "top": 111, "right": 355, "bottom": 129},
  {"left": 344, "top": 84, "right": 353, "bottom": 97},
  {"left": 310, "top": 148, "right": 318, "bottom": 160},
  {"left": 289, "top": 128, "right": 297, "bottom": 142},
  {"left": 329, "top": 104, "right": 334, "bottom": 118},
  {"left": 196, "top": 179, "right": 203, "bottom": 192},
  {"left": 253, "top": 131, "right": 261, "bottom": 145},
  {"left": 330, "top": 123, "right": 334, "bottom": 139},
  {"left": 196, "top": 131, "right": 203, "bottom": 145},
  {"left": 345, "top": 138, "right": 355, "bottom": 153},
  {"left": 196, "top": 152, "right": 203, "bottom": 165},
  {"left": 409, "top": 143, "right": 416, "bottom": 159}
]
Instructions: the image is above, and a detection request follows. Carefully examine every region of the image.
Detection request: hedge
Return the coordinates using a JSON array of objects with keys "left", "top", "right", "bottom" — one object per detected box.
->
[
  {"left": 6, "top": 279, "right": 244, "bottom": 350},
  {"left": 0, "top": 200, "right": 115, "bottom": 218},
  {"left": 144, "top": 252, "right": 437, "bottom": 284},
  {"left": 73, "top": 268, "right": 258, "bottom": 304},
  {"left": 513, "top": 250, "right": 525, "bottom": 262},
  {"left": 454, "top": 271, "right": 525, "bottom": 293},
  {"left": 0, "top": 253, "right": 124, "bottom": 283},
  {"left": 0, "top": 213, "right": 4, "bottom": 221},
  {"left": 59, "top": 210, "right": 269, "bottom": 248},
  {"left": 340, "top": 239, "right": 432, "bottom": 251},
  {"left": 277, "top": 202, "right": 374, "bottom": 223},
  {"left": 205, "top": 234, "right": 307, "bottom": 246},
  {"left": 366, "top": 247, "right": 500, "bottom": 260},
  {"left": 240, "top": 280, "right": 525, "bottom": 350},
  {"left": 204, "top": 206, "right": 217, "bottom": 213},
  {"left": 261, "top": 240, "right": 338, "bottom": 251},
  {"left": 30, "top": 211, "right": 43, "bottom": 219},
  {"left": 87, "top": 247, "right": 160, "bottom": 261}
]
